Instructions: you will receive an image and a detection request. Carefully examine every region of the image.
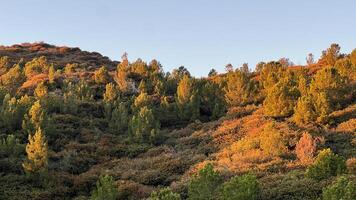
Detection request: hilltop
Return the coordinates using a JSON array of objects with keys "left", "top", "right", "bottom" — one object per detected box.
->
[{"left": 0, "top": 43, "right": 355, "bottom": 200}]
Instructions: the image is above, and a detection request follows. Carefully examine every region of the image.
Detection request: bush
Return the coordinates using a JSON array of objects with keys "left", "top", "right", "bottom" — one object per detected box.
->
[
  {"left": 149, "top": 187, "right": 181, "bottom": 200},
  {"left": 221, "top": 174, "right": 260, "bottom": 200},
  {"left": 90, "top": 175, "right": 118, "bottom": 200},
  {"left": 295, "top": 132, "right": 316, "bottom": 164},
  {"left": 306, "top": 149, "right": 347, "bottom": 180},
  {"left": 188, "top": 163, "right": 223, "bottom": 200},
  {"left": 322, "top": 176, "right": 355, "bottom": 200}
]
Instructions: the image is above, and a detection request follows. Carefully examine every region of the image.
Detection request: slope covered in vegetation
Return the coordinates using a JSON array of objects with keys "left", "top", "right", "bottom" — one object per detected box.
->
[{"left": 0, "top": 43, "right": 355, "bottom": 200}]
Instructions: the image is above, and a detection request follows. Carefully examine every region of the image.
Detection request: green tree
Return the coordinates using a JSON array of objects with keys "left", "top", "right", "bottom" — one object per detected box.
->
[
  {"left": 351, "top": 49, "right": 356, "bottom": 67},
  {"left": 103, "top": 83, "right": 119, "bottom": 103},
  {"left": 176, "top": 75, "right": 199, "bottom": 121},
  {"left": 320, "top": 43, "right": 340, "bottom": 66},
  {"left": 1, "top": 64, "right": 26, "bottom": 95},
  {"left": 22, "top": 127, "right": 48, "bottom": 174},
  {"left": 129, "top": 106, "right": 160, "bottom": 144},
  {"left": 24, "top": 56, "right": 50, "bottom": 78},
  {"left": 34, "top": 82, "right": 48, "bottom": 99},
  {"left": 306, "top": 148, "right": 347, "bottom": 180},
  {"left": 48, "top": 65, "right": 56, "bottom": 84},
  {"left": 91, "top": 175, "right": 118, "bottom": 200},
  {"left": 0, "top": 56, "right": 10, "bottom": 76},
  {"left": 224, "top": 70, "right": 256, "bottom": 106},
  {"left": 0, "top": 134, "right": 24, "bottom": 159},
  {"left": 221, "top": 174, "right": 260, "bottom": 200},
  {"left": 263, "top": 76, "right": 299, "bottom": 118},
  {"left": 94, "top": 66, "right": 110, "bottom": 84},
  {"left": 322, "top": 176, "right": 355, "bottom": 200},
  {"left": 116, "top": 53, "right": 130, "bottom": 93},
  {"left": 188, "top": 163, "right": 223, "bottom": 200},
  {"left": 208, "top": 69, "right": 217, "bottom": 77},
  {"left": 259, "top": 123, "right": 287, "bottom": 156},
  {"left": 293, "top": 95, "right": 317, "bottom": 125},
  {"left": 109, "top": 102, "right": 129, "bottom": 134},
  {"left": 149, "top": 187, "right": 181, "bottom": 200},
  {"left": 22, "top": 100, "right": 47, "bottom": 135}
]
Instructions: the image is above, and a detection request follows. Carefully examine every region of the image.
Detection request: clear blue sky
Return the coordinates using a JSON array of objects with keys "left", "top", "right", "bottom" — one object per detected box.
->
[{"left": 0, "top": 0, "right": 355, "bottom": 76}]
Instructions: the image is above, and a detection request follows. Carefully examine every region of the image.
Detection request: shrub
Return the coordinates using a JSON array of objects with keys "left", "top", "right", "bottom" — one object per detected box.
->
[
  {"left": 149, "top": 187, "right": 181, "bottom": 200},
  {"left": 188, "top": 163, "right": 223, "bottom": 200},
  {"left": 322, "top": 176, "right": 355, "bottom": 200},
  {"left": 306, "top": 149, "right": 347, "bottom": 180},
  {"left": 24, "top": 56, "right": 49, "bottom": 78},
  {"left": 90, "top": 175, "right": 118, "bottom": 200},
  {"left": 221, "top": 174, "right": 260, "bottom": 200},
  {"left": 295, "top": 132, "right": 316, "bottom": 164}
]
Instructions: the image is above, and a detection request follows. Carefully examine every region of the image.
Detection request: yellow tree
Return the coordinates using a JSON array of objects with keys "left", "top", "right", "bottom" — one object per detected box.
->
[
  {"left": 22, "top": 128, "right": 48, "bottom": 173},
  {"left": 116, "top": 53, "right": 130, "bottom": 93}
]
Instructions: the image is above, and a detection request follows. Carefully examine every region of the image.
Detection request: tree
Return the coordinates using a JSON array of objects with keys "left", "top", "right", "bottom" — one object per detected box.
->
[
  {"left": 259, "top": 123, "right": 287, "bottom": 156},
  {"left": 322, "top": 176, "right": 355, "bottom": 200},
  {"left": 22, "top": 127, "right": 48, "bottom": 173},
  {"left": 109, "top": 102, "right": 129, "bottom": 134},
  {"left": 48, "top": 65, "right": 56, "bottom": 84},
  {"left": 103, "top": 83, "right": 119, "bottom": 103},
  {"left": 90, "top": 175, "right": 118, "bottom": 200},
  {"left": 306, "top": 148, "right": 347, "bottom": 180},
  {"left": 335, "top": 57, "right": 356, "bottom": 82},
  {"left": 188, "top": 163, "right": 223, "bottom": 200},
  {"left": 208, "top": 68, "right": 217, "bottom": 77},
  {"left": 132, "top": 92, "right": 152, "bottom": 113},
  {"left": 149, "top": 187, "right": 181, "bottom": 200},
  {"left": 296, "top": 132, "right": 316, "bottom": 164},
  {"left": 116, "top": 53, "right": 130, "bottom": 93},
  {"left": 224, "top": 70, "right": 256, "bottom": 106},
  {"left": 94, "top": 66, "right": 110, "bottom": 84},
  {"left": 64, "top": 63, "right": 78, "bottom": 76},
  {"left": 0, "top": 64, "right": 26, "bottom": 95},
  {"left": 320, "top": 43, "right": 341, "bottom": 66},
  {"left": 129, "top": 106, "right": 160, "bottom": 144},
  {"left": 176, "top": 75, "right": 199, "bottom": 120},
  {"left": 0, "top": 56, "right": 10, "bottom": 76},
  {"left": 263, "top": 76, "right": 299, "bottom": 118},
  {"left": 24, "top": 56, "right": 50, "bottom": 78},
  {"left": 240, "top": 63, "right": 249, "bottom": 74},
  {"left": 221, "top": 174, "right": 260, "bottom": 200},
  {"left": 0, "top": 134, "right": 24, "bottom": 159},
  {"left": 351, "top": 49, "right": 356, "bottom": 67},
  {"left": 225, "top": 63, "right": 233, "bottom": 72},
  {"left": 34, "top": 82, "right": 48, "bottom": 99},
  {"left": 22, "top": 100, "right": 47, "bottom": 135},
  {"left": 306, "top": 53, "right": 315, "bottom": 66},
  {"left": 293, "top": 95, "right": 317, "bottom": 125}
]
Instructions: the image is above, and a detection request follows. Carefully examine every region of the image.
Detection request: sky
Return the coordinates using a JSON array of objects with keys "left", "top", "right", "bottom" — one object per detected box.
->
[{"left": 0, "top": 0, "right": 355, "bottom": 76}]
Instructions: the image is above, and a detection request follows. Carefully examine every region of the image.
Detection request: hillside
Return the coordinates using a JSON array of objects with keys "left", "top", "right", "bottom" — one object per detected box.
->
[{"left": 0, "top": 43, "right": 355, "bottom": 200}]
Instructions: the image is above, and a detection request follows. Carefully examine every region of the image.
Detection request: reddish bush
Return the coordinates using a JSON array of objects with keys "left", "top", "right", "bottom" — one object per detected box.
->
[{"left": 295, "top": 132, "right": 316, "bottom": 164}]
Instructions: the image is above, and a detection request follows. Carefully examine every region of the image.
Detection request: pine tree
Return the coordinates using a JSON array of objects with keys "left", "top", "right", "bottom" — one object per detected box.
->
[
  {"left": 176, "top": 75, "right": 199, "bottom": 120},
  {"left": 48, "top": 65, "right": 56, "bottom": 84},
  {"left": 116, "top": 53, "right": 130, "bottom": 93},
  {"left": 90, "top": 175, "right": 118, "bottom": 200},
  {"left": 109, "top": 102, "right": 129, "bottom": 134},
  {"left": 34, "top": 82, "right": 48, "bottom": 99},
  {"left": 224, "top": 70, "right": 256, "bottom": 106},
  {"left": 24, "top": 56, "right": 50, "bottom": 78},
  {"left": 293, "top": 95, "right": 317, "bottom": 125},
  {"left": 263, "top": 77, "right": 299, "bottom": 118},
  {"left": 295, "top": 132, "right": 316, "bottom": 164},
  {"left": 103, "top": 83, "right": 119, "bottom": 103},
  {"left": 22, "top": 100, "right": 47, "bottom": 135},
  {"left": 259, "top": 123, "right": 287, "bottom": 156},
  {"left": 322, "top": 176, "right": 355, "bottom": 200},
  {"left": 221, "top": 174, "right": 260, "bottom": 200},
  {"left": 1, "top": 64, "right": 26, "bottom": 95},
  {"left": 129, "top": 106, "right": 160, "bottom": 144},
  {"left": 0, "top": 56, "right": 10, "bottom": 76},
  {"left": 149, "top": 187, "right": 181, "bottom": 200},
  {"left": 188, "top": 163, "right": 223, "bottom": 200},
  {"left": 320, "top": 43, "right": 340, "bottom": 67},
  {"left": 94, "top": 66, "right": 110, "bottom": 84},
  {"left": 22, "top": 127, "right": 48, "bottom": 173}
]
